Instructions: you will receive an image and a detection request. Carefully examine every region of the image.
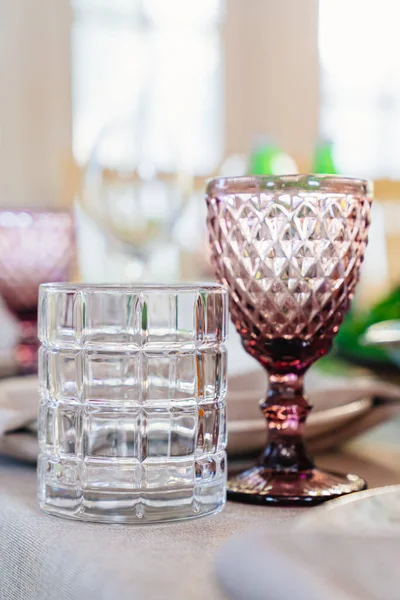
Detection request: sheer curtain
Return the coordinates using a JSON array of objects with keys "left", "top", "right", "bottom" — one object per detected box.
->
[
  {"left": 319, "top": 0, "right": 400, "bottom": 178},
  {"left": 71, "top": 0, "right": 222, "bottom": 174}
]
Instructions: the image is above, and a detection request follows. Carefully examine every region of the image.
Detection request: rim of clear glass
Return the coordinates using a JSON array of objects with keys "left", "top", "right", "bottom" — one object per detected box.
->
[
  {"left": 206, "top": 174, "right": 372, "bottom": 196},
  {"left": 39, "top": 282, "right": 226, "bottom": 295}
]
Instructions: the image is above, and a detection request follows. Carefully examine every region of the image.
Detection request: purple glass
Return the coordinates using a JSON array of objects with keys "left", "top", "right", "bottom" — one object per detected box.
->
[
  {"left": 0, "top": 209, "right": 75, "bottom": 374},
  {"left": 206, "top": 175, "right": 372, "bottom": 505}
]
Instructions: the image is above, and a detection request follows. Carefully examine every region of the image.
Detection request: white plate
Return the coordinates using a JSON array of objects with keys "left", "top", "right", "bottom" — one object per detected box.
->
[{"left": 227, "top": 396, "right": 372, "bottom": 455}]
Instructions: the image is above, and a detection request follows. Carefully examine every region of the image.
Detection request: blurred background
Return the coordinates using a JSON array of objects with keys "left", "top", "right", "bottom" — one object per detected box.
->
[{"left": 1, "top": 0, "right": 400, "bottom": 373}]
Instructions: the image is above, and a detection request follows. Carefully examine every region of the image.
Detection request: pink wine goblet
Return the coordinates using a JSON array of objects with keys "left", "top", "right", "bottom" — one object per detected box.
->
[
  {"left": 0, "top": 209, "right": 75, "bottom": 374},
  {"left": 206, "top": 175, "right": 372, "bottom": 505}
]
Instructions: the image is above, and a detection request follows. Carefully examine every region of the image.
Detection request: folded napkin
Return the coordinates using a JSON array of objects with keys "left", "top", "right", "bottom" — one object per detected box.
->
[
  {"left": 216, "top": 527, "right": 400, "bottom": 600},
  {"left": 216, "top": 486, "right": 400, "bottom": 600},
  {"left": 0, "top": 376, "right": 38, "bottom": 462}
]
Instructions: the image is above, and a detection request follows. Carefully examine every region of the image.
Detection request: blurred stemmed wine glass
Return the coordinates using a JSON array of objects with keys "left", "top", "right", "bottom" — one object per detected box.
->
[{"left": 81, "top": 119, "right": 191, "bottom": 282}]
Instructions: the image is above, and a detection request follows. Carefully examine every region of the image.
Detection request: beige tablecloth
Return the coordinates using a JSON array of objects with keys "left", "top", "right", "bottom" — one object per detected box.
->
[
  {"left": 2, "top": 426, "right": 400, "bottom": 600},
  {"left": 0, "top": 460, "right": 298, "bottom": 600}
]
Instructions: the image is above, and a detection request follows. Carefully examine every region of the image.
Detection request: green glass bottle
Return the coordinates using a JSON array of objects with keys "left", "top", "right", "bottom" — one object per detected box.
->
[
  {"left": 248, "top": 136, "right": 298, "bottom": 176},
  {"left": 249, "top": 137, "right": 281, "bottom": 175},
  {"left": 312, "top": 139, "right": 337, "bottom": 174}
]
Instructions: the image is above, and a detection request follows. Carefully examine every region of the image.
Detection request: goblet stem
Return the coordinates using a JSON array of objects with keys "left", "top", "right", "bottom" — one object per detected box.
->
[
  {"left": 15, "top": 310, "right": 39, "bottom": 375},
  {"left": 260, "top": 373, "right": 314, "bottom": 472},
  {"left": 226, "top": 339, "right": 366, "bottom": 504},
  {"left": 244, "top": 336, "right": 332, "bottom": 471}
]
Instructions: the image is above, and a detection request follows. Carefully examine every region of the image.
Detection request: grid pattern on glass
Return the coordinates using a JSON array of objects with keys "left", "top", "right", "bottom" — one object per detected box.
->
[{"left": 38, "top": 284, "right": 227, "bottom": 523}]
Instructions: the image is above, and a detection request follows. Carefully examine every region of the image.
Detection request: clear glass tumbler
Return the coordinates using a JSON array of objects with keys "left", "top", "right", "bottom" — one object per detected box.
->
[{"left": 38, "top": 283, "right": 227, "bottom": 523}]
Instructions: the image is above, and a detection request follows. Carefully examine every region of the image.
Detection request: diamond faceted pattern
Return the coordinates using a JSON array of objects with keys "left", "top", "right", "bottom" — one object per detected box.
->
[{"left": 207, "top": 189, "right": 371, "bottom": 341}]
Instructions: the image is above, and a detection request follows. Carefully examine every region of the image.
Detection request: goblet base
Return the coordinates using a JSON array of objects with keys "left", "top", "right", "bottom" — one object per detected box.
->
[{"left": 227, "top": 466, "right": 366, "bottom": 506}]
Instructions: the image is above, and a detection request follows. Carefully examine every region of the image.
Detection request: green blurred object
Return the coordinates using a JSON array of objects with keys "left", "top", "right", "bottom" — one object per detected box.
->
[
  {"left": 335, "top": 287, "right": 400, "bottom": 367},
  {"left": 315, "top": 354, "right": 369, "bottom": 377},
  {"left": 312, "top": 139, "right": 337, "bottom": 174},
  {"left": 248, "top": 138, "right": 282, "bottom": 175}
]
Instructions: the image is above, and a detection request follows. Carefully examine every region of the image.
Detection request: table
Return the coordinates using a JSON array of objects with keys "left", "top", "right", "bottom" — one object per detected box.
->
[{"left": 1, "top": 429, "right": 400, "bottom": 600}]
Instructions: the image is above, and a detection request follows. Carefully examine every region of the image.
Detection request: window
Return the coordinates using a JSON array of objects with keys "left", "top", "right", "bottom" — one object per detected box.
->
[
  {"left": 71, "top": 0, "right": 222, "bottom": 174},
  {"left": 319, "top": 0, "right": 400, "bottom": 177}
]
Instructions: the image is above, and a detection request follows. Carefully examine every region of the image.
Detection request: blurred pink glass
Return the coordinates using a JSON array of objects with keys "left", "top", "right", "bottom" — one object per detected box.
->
[
  {"left": 0, "top": 209, "right": 75, "bottom": 373},
  {"left": 206, "top": 175, "right": 372, "bottom": 505}
]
